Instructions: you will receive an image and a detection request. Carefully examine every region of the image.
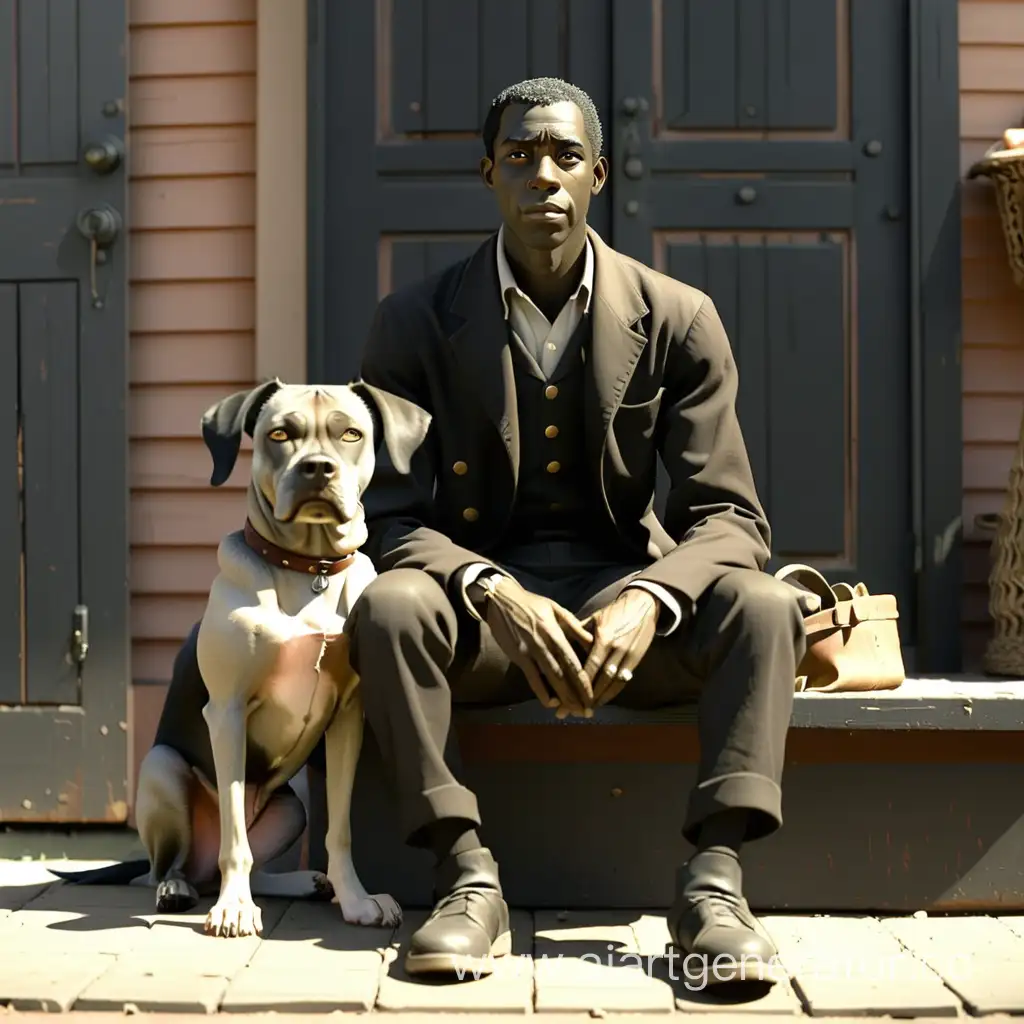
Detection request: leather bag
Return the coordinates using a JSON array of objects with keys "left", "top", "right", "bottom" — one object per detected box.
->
[{"left": 775, "top": 563, "right": 905, "bottom": 692}]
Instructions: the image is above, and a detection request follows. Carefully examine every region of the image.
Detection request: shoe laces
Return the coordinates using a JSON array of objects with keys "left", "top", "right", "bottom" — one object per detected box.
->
[{"left": 431, "top": 885, "right": 494, "bottom": 925}]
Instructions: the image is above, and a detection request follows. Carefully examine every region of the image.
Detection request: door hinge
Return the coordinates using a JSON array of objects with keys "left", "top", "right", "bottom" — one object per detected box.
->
[{"left": 72, "top": 604, "right": 89, "bottom": 664}]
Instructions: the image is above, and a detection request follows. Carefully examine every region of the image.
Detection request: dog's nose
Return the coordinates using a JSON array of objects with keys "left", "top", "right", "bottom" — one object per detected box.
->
[{"left": 297, "top": 455, "right": 337, "bottom": 481}]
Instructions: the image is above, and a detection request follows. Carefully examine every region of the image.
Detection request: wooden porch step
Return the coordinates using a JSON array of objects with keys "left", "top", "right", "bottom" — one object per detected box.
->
[
  {"left": 455, "top": 676, "right": 1024, "bottom": 732},
  {"left": 308, "top": 676, "right": 1024, "bottom": 914}
]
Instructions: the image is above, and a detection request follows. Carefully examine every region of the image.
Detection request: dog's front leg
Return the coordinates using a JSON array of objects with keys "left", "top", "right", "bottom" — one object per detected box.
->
[
  {"left": 324, "top": 688, "right": 402, "bottom": 928},
  {"left": 203, "top": 696, "right": 262, "bottom": 937}
]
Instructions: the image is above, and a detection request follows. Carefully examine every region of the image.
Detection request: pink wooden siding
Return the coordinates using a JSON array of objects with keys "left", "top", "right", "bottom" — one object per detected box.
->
[
  {"left": 959, "top": 0, "right": 1024, "bottom": 668},
  {"left": 127, "top": 0, "right": 256, "bottom": 803}
]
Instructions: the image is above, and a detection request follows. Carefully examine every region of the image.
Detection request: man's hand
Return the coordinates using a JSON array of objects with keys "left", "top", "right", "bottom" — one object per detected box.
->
[
  {"left": 476, "top": 576, "right": 595, "bottom": 716},
  {"left": 581, "top": 588, "right": 660, "bottom": 707}
]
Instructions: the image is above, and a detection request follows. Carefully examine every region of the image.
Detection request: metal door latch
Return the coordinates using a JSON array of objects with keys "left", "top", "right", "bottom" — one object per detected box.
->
[
  {"left": 71, "top": 605, "right": 89, "bottom": 664},
  {"left": 76, "top": 204, "right": 122, "bottom": 308}
]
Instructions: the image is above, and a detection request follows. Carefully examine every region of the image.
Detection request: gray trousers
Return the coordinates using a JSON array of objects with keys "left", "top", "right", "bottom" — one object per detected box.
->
[{"left": 347, "top": 541, "right": 806, "bottom": 850}]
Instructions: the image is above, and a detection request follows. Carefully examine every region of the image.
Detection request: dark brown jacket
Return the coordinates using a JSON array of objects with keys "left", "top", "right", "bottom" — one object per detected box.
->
[{"left": 358, "top": 227, "right": 771, "bottom": 610}]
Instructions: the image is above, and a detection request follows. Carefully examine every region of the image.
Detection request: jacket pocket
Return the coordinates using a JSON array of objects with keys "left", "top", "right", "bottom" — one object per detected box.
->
[{"left": 614, "top": 388, "right": 664, "bottom": 440}]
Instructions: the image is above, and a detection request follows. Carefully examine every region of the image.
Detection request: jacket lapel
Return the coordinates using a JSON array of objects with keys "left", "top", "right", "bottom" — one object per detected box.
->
[
  {"left": 446, "top": 234, "right": 520, "bottom": 482},
  {"left": 584, "top": 228, "right": 650, "bottom": 461}
]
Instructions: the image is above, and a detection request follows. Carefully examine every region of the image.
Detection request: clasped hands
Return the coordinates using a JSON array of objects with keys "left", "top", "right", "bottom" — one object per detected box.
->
[{"left": 476, "top": 575, "right": 660, "bottom": 718}]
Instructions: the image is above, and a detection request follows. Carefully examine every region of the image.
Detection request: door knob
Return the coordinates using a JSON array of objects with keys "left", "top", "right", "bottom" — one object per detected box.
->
[
  {"left": 621, "top": 96, "right": 648, "bottom": 117},
  {"left": 76, "top": 204, "right": 122, "bottom": 246},
  {"left": 736, "top": 186, "right": 757, "bottom": 204},
  {"left": 83, "top": 135, "right": 123, "bottom": 174}
]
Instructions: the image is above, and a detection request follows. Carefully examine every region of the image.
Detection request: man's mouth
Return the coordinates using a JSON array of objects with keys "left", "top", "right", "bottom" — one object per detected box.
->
[{"left": 522, "top": 202, "right": 568, "bottom": 218}]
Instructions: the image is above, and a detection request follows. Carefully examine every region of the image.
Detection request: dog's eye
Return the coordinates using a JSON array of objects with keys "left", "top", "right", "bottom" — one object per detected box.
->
[
  {"left": 341, "top": 428, "right": 363, "bottom": 442},
  {"left": 267, "top": 428, "right": 289, "bottom": 442}
]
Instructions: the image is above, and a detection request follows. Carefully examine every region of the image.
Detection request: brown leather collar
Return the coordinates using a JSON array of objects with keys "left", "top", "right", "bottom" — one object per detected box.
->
[{"left": 243, "top": 519, "right": 355, "bottom": 588}]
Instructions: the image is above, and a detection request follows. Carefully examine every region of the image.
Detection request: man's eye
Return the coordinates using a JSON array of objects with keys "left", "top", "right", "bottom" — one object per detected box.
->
[
  {"left": 342, "top": 428, "right": 363, "bottom": 442},
  {"left": 268, "top": 429, "right": 289, "bottom": 442}
]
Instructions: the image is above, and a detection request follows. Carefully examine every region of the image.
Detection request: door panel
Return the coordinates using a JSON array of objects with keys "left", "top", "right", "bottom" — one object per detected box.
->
[
  {"left": 384, "top": 235, "right": 491, "bottom": 297},
  {"left": 660, "top": 232, "right": 849, "bottom": 562},
  {"left": 612, "top": 0, "right": 914, "bottom": 639},
  {"left": 659, "top": 0, "right": 841, "bottom": 132},
  {"left": 0, "top": 0, "right": 129, "bottom": 821},
  {"left": 21, "top": 283, "right": 81, "bottom": 704}
]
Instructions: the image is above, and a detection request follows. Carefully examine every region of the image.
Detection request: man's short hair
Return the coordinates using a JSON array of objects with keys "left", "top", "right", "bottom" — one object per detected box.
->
[{"left": 481, "top": 77, "right": 603, "bottom": 160}]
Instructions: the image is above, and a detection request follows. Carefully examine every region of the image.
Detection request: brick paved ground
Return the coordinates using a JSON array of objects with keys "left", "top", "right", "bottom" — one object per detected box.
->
[{"left": 3, "top": 859, "right": 1024, "bottom": 1016}]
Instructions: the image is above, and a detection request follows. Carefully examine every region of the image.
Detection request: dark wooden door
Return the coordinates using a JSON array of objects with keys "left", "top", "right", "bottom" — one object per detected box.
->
[
  {"left": 0, "top": 0, "right": 129, "bottom": 821},
  {"left": 313, "top": 0, "right": 915, "bottom": 652},
  {"left": 611, "top": 0, "right": 914, "bottom": 646}
]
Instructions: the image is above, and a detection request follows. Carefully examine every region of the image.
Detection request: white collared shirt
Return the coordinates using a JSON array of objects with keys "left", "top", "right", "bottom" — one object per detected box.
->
[{"left": 495, "top": 224, "right": 594, "bottom": 379}]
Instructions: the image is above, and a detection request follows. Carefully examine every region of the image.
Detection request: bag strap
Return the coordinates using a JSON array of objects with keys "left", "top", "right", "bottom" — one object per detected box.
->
[
  {"left": 833, "top": 581, "right": 870, "bottom": 601},
  {"left": 774, "top": 563, "right": 836, "bottom": 612}
]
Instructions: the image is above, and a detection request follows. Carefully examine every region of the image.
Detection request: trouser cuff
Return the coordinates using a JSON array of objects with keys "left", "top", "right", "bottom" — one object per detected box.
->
[
  {"left": 402, "top": 783, "right": 481, "bottom": 847},
  {"left": 682, "top": 771, "right": 782, "bottom": 845}
]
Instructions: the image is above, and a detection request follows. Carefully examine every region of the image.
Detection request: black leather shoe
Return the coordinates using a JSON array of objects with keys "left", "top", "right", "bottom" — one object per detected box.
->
[
  {"left": 404, "top": 847, "right": 511, "bottom": 978},
  {"left": 667, "top": 849, "right": 778, "bottom": 986}
]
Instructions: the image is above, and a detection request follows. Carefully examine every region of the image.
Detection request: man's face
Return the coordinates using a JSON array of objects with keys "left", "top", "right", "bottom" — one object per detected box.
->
[{"left": 480, "top": 100, "right": 608, "bottom": 251}]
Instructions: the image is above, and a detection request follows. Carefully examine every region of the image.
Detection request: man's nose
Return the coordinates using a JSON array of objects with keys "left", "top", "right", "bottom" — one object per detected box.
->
[
  {"left": 297, "top": 454, "right": 337, "bottom": 483},
  {"left": 530, "top": 155, "right": 560, "bottom": 189}
]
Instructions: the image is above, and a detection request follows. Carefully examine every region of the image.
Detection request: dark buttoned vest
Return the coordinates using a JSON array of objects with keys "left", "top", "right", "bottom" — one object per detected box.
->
[{"left": 501, "top": 315, "right": 616, "bottom": 550}]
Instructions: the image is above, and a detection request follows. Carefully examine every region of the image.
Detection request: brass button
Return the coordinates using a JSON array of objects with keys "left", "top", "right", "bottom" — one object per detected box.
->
[
  {"left": 452, "top": 460, "right": 468, "bottom": 475},
  {"left": 544, "top": 424, "right": 559, "bottom": 439},
  {"left": 546, "top": 461, "right": 561, "bottom": 474},
  {"left": 462, "top": 507, "right": 479, "bottom": 522},
  {"left": 544, "top": 385, "right": 559, "bottom": 399}
]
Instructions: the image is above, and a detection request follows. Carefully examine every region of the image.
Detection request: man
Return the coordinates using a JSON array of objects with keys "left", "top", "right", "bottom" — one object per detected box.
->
[{"left": 349, "top": 77, "right": 806, "bottom": 984}]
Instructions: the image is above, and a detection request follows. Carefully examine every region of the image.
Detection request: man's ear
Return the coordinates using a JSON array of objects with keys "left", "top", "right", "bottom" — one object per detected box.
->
[
  {"left": 201, "top": 378, "right": 282, "bottom": 486},
  {"left": 349, "top": 381, "right": 431, "bottom": 475},
  {"left": 479, "top": 155, "right": 495, "bottom": 188}
]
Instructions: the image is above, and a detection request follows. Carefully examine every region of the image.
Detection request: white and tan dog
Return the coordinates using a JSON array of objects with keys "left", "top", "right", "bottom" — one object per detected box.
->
[{"left": 55, "top": 379, "right": 429, "bottom": 938}]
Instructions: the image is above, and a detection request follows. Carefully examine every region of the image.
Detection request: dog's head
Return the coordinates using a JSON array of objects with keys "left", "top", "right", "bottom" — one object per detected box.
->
[{"left": 200, "top": 379, "right": 430, "bottom": 547}]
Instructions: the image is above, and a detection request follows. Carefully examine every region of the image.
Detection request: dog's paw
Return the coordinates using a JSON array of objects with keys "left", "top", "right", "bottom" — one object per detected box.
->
[
  {"left": 155, "top": 877, "right": 198, "bottom": 914},
  {"left": 310, "top": 872, "right": 336, "bottom": 900},
  {"left": 205, "top": 893, "right": 263, "bottom": 937},
  {"left": 340, "top": 893, "right": 402, "bottom": 928}
]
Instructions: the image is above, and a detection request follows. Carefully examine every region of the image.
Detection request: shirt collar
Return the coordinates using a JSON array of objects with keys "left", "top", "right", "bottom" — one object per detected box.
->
[{"left": 495, "top": 224, "right": 594, "bottom": 321}]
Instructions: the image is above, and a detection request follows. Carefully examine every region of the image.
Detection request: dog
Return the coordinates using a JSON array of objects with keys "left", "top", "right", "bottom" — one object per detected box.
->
[{"left": 54, "top": 379, "right": 430, "bottom": 938}]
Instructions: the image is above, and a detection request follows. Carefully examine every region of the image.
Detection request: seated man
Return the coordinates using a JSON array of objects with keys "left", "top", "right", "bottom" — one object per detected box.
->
[{"left": 348, "top": 77, "right": 806, "bottom": 984}]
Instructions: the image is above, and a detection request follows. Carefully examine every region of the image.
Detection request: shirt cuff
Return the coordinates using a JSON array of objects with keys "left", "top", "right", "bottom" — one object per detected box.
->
[
  {"left": 459, "top": 562, "right": 507, "bottom": 621},
  {"left": 624, "top": 580, "right": 687, "bottom": 635}
]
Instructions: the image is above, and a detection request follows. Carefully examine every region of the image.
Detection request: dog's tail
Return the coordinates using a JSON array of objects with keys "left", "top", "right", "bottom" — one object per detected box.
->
[{"left": 48, "top": 859, "right": 150, "bottom": 886}]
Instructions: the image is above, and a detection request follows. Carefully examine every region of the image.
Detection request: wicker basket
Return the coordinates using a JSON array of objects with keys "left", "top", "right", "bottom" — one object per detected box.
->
[{"left": 968, "top": 141, "right": 1024, "bottom": 676}]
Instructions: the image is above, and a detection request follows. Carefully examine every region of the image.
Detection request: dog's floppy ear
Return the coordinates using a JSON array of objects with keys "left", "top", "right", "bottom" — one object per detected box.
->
[
  {"left": 349, "top": 381, "right": 432, "bottom": 475},
  {"left": 201, "top": 378, "right": 283, "bottom": 486}
]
